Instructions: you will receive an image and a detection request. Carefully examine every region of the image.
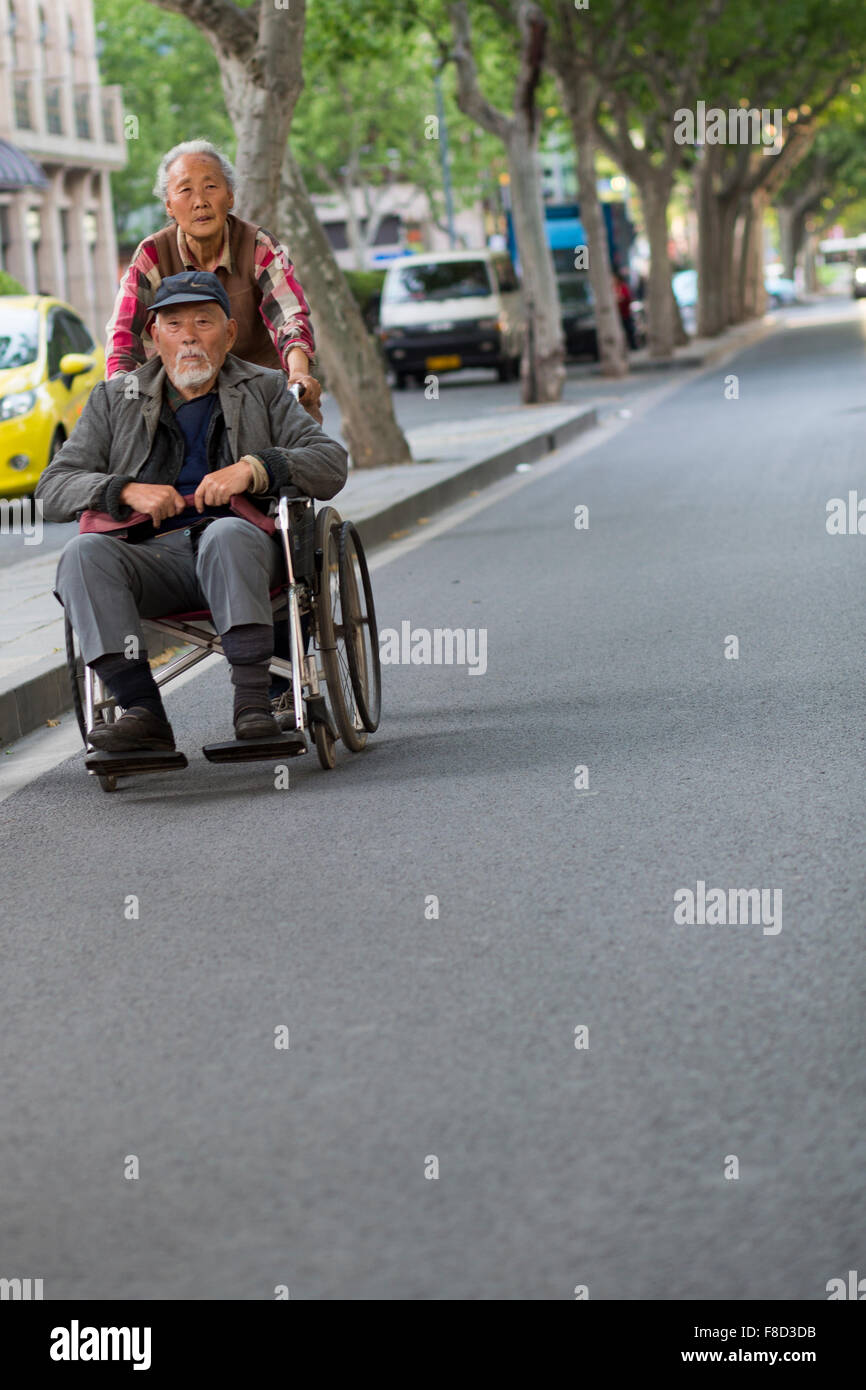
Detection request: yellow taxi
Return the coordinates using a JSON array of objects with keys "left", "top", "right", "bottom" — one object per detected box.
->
[{"left": 0, "top": 295, "right": 105, "bottom": 498}]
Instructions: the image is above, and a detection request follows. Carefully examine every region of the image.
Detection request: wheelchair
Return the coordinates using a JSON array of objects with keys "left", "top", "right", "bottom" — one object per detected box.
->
[{"left": 63, "top": 486, "right": 382, "bottom": 793}]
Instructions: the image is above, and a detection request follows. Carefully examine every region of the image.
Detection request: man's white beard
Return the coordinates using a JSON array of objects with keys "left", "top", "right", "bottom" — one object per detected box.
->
[{"left": 168, "top": 355, "right": 215, "bottom": 389}]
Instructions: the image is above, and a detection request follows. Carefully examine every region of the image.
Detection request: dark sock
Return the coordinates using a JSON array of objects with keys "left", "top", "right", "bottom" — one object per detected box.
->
[
  {"left": 91, "top": 652, "right": 167, "bottom": 720},
  {"left": 222, "top": 624, "right": 274, "bottom": 719}
]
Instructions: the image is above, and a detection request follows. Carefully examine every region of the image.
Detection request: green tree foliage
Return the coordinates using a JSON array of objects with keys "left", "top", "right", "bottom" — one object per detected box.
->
[
  {"left": 0, "top": 270, "right": 27, "bottom": 295},
  {"left": 94, "top": 0, "right": 233, "bottom": 239},
  {"left": 295, "top": 0, "right": 510, "bottom": 252}
]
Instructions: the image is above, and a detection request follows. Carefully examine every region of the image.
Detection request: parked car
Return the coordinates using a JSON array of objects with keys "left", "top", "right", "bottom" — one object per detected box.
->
[
  {"left": 765, "top": 274, "right": 797, "bottom": 307},
  {"left": 552, "top": 249, "right": 599, "bottom": 359},
  {"left": 672, "top": 266, "right": 798, "bottom": 317},
  {"left": 377, "top": 250, "right": 525, "bottom": 388},
  {"left": 672, "top": 268, "right": 698, "bottom": 309},
  {"left": 0, "top": 295, "right": 104, "bottom": 498}
]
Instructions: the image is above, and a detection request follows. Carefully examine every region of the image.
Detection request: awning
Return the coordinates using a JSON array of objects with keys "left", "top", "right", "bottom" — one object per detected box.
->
[{"left": 0, "top": 140, "right": 48, "bottom": 191}]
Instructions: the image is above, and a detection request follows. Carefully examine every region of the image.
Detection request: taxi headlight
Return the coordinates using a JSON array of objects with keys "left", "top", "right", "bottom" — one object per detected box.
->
[{"left": 0, "top": 390, "right": 37, "bottom": 421}]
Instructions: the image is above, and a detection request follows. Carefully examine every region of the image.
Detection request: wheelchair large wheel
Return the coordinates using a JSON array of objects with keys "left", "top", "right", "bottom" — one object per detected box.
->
[
  {"left": 338, "top": 521, "right": 381, "bottom": 732},
  {"left": 314, "top": 507, "right": 367, "bottom": 753},
  {"left": 65, "top": 615, "right": 88, "bottom": 744},
  {"left": 65, "top": 616, "right": 119, "bottom": 792}
]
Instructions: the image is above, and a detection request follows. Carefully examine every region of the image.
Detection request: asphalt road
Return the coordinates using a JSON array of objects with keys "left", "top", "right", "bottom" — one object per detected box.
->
[{"left": 0, "top": 302, "right": 863, "bottom": 1300}]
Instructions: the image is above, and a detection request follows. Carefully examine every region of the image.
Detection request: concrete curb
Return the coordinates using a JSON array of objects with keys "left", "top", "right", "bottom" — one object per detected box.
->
[{"left": 0, "top": 404, "right": 597, "bottom": 745}]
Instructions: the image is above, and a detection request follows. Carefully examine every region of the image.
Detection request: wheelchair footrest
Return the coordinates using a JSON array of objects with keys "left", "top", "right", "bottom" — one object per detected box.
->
[
  {"left": 202, "top": 730, "right": 308, "bottom": 763},
  {"left": 85, "top": 748, "right": 189, "bottom": 776}
]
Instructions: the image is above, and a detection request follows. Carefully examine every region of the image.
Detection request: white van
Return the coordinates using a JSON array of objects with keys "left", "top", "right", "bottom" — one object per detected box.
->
[{"left": 377, "top": 249, "right": 525, "bottom": 388}]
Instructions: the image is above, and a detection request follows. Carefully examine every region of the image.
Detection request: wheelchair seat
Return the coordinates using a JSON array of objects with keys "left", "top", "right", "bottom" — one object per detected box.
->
[{"left": 153, "top": 585, "right": 288, "bottom": 625}]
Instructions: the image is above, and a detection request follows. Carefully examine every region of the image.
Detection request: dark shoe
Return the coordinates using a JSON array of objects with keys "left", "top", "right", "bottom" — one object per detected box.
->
[
  {"left": 234, "top": 708, "right": 283, "bottom": 740},
  {"left": 87, "top": 706, "right": 176, "bottom": 752},
  {"left": 271, "top": 690, "right": 295, "bottom": 731}
]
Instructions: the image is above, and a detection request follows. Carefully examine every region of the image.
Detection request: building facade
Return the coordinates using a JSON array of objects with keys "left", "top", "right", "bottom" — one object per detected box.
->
[{"left": 0, "top": 0, "right": 125, "bottom": 338}]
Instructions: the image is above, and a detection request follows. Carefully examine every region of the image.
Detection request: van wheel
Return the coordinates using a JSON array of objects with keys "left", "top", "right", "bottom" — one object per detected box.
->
[
  {"left": 497, "top": 356, "right": 517, "bottom": 382},
  {"left": 394, "top": 372, "right": 408, "bottom": 390},
  {"left": 48, "top": 428, "right": 65, "bottom": 463}
]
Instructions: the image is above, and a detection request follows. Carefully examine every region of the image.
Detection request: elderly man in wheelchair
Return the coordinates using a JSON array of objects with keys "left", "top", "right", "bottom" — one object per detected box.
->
[{"left": 35, "top": 270, "right": 376, "bottom": 783}]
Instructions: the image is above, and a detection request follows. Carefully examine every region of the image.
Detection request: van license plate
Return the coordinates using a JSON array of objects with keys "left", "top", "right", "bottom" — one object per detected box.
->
[{"left": 426, "top": 354, "right": 461, "bottom": 370}]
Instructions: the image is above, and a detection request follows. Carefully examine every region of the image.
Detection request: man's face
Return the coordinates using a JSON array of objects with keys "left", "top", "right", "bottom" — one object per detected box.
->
[
  {"left": 150, "top": 302, "right": 238, "bottom": 390},
  {"left": 164, "top": 155, "right": 234, "bottom": 242}
]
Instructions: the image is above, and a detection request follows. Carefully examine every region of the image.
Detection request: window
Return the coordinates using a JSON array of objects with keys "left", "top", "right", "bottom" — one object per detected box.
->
[
  {"left": 46, "top": 311, "right": 78, "bottom": 377},
  {"left": 74, "top": 91, "right": 91, "bottom": 140},
  {"left": 7, "top": 0, "right": 18, "bottom": 65},
  {"left": 0, "top": 206, "right": 10, "bottom": 269},
  {"left": 63, "top": 311, "right": 95, "bottom": 353},
  {"left": 383, "top": 259, "right": 494, "bottom": 304},
  {"left": 371, "top": 214, "right": 400, "bottom": 247},
  {"left": 0, "top": 309, "right": 39, "bottom": 369},
  {"left": 67, "top": 16, "right": 76, "bottom": 52},
  {"left": 101, "top": 93, "right": 117, "bottom": 142},
  {"left": 38, "top": 5, "right": 47, "bottom": 43},
  {"left": 45, "top": 84, "right": 63, "bottom": 134},
  {"left": 14, "top": 78, "right": 32, "bottom": 130},
  {"left": 324, "top": 221, "right": 348, "bottom": 251}
]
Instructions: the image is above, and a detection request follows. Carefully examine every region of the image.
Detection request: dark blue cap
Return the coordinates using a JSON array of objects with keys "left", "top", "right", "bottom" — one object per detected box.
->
[{"left": 150, "top": 270, "right": 231, "bottom": 318}]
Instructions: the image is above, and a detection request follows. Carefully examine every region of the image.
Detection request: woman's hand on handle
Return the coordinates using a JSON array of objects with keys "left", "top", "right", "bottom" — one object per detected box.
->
[{"left": 286, "top": 371, "right": 323, "bottom": 425}]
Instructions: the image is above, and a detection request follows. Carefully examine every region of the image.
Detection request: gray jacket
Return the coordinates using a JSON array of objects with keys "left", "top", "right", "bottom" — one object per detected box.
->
[{"left": 35, "top": 353, "right": 348, "bottom": 523}]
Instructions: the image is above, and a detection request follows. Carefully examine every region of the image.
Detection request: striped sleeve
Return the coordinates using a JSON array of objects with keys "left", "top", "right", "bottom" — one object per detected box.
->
[
  {"left": 254, "top": 226, "right": 317, "bottom": 369},
  {"left": 104, "top": 238, "right": 163, "bottom": 379}
]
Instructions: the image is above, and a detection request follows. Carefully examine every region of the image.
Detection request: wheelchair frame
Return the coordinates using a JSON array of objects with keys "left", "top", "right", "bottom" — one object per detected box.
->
[{"left": 68, "top": 487, "right": 382, "bottom": 790}]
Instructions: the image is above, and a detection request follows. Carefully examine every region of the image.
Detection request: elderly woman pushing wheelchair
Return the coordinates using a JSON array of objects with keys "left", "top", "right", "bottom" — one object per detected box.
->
[{"left": 105, "top": 139, "right": 323, "bottom": 422}]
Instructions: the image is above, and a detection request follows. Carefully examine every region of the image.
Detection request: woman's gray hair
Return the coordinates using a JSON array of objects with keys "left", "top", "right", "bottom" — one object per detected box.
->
[{"left": 153, "top": 141, "right": 236, "bottom": 203}]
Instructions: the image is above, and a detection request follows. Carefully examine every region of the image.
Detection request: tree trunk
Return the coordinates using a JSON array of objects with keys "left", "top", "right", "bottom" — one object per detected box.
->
[
  {"left": 554, "top": 69, "right": 627, "bottom": 376},
  {"left": 695, "top": 151, "right": 722, "bottom": 337},
  {"left": 278, "top": 148, "right": 412, "bottom": 468},
  {"left": 194, "top": 0, "right": 305, "bottom": 225},
  {"left": 670, "top": 284, "right": 688, "bottom": 345},
  {"left": 731, "top": 200, "right": 749, "bottom": 322},
  {"left": 740, "top": 191, "right": 767, "bottom": 319},
  {"left": 450, "top": 0, "right": 564, "bottom": 403},
  {"left": 790, "top": 209, "right": 808, "bottom": 279},
  {"left": 695, "top": 148, "right": 739, "bottom": 337},
  {"left": 641, "top": 174, "right": 675, "bottom": 357},
  {"left": 804, "top": 231, "right": 818, "bottom": 293},
  {"left": 505, "top": 121, "right": 566, "bottom": 403},
  {"left": 778, "top": 204, "right": 796, "bottom": 280}
]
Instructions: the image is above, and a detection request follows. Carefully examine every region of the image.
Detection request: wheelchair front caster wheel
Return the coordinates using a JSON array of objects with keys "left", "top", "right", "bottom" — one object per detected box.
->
[
  {"left": 99, "top": 774, "right": 118, "bottom": 793},
  {"left": 314, "top": 721, "right": 336, "bottom": 770}
]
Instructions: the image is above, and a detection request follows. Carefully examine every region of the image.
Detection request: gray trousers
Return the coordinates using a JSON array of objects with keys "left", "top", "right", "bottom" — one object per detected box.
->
[{"left": 56, "top": 517, "right": 284, "bottom": 666}]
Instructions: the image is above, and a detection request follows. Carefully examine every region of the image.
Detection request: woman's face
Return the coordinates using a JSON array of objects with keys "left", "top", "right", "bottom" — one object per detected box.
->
[{"left": 164, "top": 155, "right": 234, "bottom": 241}]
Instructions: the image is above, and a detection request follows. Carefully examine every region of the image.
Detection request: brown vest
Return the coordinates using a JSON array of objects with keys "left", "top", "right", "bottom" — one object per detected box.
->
[{"left": 151, "top": 213, "right": 280, "bottom": 370}]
